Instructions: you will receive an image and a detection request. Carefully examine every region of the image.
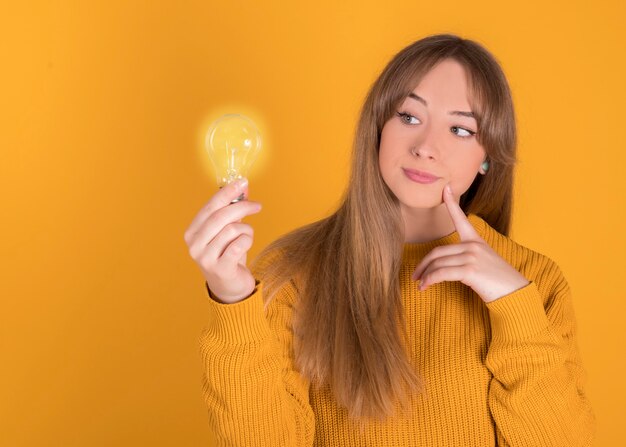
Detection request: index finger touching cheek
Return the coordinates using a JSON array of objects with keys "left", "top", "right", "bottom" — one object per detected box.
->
[{"left": 443, "top": 182, "right": 480, "bottom": 241}]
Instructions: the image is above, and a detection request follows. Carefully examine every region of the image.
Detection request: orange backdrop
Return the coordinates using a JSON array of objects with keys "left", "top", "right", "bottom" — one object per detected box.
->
[{"left": 1, "top": 1, "right": 624, "bottom": 445}]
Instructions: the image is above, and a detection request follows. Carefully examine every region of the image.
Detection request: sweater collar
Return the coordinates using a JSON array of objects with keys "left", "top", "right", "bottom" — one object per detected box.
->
[{"left": 401, "top": 213, "right": 488, "bottom": 262}]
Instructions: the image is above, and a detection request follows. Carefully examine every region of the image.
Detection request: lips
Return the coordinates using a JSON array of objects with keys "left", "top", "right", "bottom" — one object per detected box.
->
[{"left": 403, "top": 168, "right": 441, "bottom": 183}]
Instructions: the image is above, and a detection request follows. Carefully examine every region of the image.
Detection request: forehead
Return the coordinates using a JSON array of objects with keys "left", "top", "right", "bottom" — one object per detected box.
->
[
  {"left": 412, "top": 62, "right": 470, "bottom": 96},
  {"left": 402, "top": 61, "right": 479, "bottom": 113}
]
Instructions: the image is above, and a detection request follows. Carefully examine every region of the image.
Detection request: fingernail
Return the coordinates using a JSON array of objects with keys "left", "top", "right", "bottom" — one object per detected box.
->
[{"left": 445, "top": 184, "right": 452, "bottom": 194}]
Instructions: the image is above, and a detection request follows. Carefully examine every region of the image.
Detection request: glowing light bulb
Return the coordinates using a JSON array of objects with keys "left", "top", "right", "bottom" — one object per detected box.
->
[{"left": 205, "top": 113, "right": 262, "bottom": 203}]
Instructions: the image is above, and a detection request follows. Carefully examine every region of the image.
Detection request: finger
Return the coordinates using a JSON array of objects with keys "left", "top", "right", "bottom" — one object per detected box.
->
[
  {"left": 416, "top": 253, "right": 476, "bottom": 286},
  {"left": 235, "top": 188, "right": 249, "bottom": 224},
  {"left": 185, "top": 178, "right": 249, "bottom": 238},
  {"left": 412, "top": 244, "right": 466, "bottom": 280},
  {"left": 218, "top": 233, "right": 254, "bottom": 274},
  {"left": 188, "top": 201, "right": 260, "bottom": 259},
  {"left": 419, "top": 264, "right": 470, "bottom": 290},
  {"left": 443, "top": 183, "right": 480, "bottom": 241},
  {"left": 202, "top": 222, "right": 254, "bottom": 264}
]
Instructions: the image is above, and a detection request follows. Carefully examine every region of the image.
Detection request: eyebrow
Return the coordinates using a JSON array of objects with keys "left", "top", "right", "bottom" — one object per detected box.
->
[{"left": 407, "top": 92, "right": 476, "bottom": 119}]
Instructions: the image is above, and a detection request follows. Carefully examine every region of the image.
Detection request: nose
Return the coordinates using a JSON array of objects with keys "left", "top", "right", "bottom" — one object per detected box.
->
[{"left": 410, "top": 127, "right": 440, "bottom": 160}]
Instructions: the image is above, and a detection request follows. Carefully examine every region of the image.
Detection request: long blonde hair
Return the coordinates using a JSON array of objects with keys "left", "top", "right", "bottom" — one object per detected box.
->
[{"left": 250, "top": 33, "right": 517, "bottom": 423}]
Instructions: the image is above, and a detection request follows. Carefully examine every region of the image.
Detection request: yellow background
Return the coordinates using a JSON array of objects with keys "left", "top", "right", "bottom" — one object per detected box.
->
[{"left": 1, "top": 1, "right": 623, "bottom": 445}]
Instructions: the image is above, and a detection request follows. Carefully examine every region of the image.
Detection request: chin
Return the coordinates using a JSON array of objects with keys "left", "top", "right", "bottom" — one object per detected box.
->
[
  {"left": 397, "top": 194, "right": 443, "bottom": 210},
  {"left": 393, "top": 187, "right": 443, "bottom": 208}
]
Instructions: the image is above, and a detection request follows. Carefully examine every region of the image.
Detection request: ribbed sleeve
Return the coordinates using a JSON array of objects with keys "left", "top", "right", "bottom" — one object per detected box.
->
[
  {"left": 198, "top": 279, "right": 316, "bottom": 446},
  {"left": 486, "top": 281, "right": 549, "bottom": 342},
  {"left": 484, "top": 261, "right": 597, "bottom": 446}
]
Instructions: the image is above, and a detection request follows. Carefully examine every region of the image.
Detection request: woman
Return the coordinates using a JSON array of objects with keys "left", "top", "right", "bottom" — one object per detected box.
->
[{"left": 184, "top": 34, "right": 596, "bottom": 446}]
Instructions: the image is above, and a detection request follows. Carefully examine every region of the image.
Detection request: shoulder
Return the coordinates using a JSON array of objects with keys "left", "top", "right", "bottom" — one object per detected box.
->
[
  {"left": 250, "top": 246, "right": 303, "bottom": 307},
  {"left": 473, "top": 214, "right": 569, "bottom": 296},
  {"left": 250, "top": 246, "right": 285, "bottom": 280}
]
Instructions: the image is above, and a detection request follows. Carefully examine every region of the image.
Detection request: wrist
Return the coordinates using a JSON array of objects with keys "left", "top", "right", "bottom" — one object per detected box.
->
[{"left": 205, "top": 281, "right": 257, "bottom": 304}]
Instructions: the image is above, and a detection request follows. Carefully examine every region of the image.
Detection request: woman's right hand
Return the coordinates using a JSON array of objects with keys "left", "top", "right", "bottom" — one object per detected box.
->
[{"left": 183, "top": 178, "right": 263, "bottom": 304}]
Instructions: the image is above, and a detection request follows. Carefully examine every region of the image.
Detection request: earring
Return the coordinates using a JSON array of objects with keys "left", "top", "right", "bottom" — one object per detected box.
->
[{"left": 481, "top": 160, "right": 490, "bottom": 173}]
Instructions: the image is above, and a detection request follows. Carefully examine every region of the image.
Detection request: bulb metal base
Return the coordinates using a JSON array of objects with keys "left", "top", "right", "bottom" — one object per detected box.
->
[{"left": 230, "top": 192, "right": 245, "bottom": 204}]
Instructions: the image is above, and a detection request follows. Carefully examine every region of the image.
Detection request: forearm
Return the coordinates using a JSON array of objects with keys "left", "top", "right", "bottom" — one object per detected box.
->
[
  {"left": 199, "top": 281, "right": 315, "bottom": 446},
  {"left": 485, "top": 281, "right": 596, "bottom": 446}
]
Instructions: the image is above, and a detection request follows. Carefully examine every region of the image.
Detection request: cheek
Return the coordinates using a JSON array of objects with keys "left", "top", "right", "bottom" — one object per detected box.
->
[{"left": 449, "top": 159, "right": 483, "bottom": 190}]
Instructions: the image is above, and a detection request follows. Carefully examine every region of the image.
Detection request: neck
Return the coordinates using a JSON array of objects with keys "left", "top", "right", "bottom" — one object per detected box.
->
[{"left": 400, "top": 203, "right": 458, "bottom": 243}]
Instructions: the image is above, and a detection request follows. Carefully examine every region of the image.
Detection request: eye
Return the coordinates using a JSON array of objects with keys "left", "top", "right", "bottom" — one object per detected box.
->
[
  {"left": 451, "top": 126, "right": 476, "bottom": 138},
  {"left": 396, "top": 111, "right": 420, "bottom": 125}
]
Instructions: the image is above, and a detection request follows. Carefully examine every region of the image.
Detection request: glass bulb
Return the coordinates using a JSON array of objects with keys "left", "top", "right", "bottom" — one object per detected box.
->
[{"left": 205, "top": 113, "right": 262, "bottom": 203}]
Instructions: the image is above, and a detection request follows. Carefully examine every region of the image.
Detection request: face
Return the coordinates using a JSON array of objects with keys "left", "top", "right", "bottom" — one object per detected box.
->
[{"left": 378, "top": 58, "right": 487, "bottom": 210}]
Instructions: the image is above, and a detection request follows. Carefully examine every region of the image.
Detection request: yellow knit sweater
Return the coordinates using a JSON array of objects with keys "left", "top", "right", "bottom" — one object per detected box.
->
[{"left": 198, "top": 213, "right": 596, "bottom": 446}]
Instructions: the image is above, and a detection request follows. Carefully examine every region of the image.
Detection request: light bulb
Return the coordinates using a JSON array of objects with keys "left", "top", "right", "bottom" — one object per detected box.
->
[{"left": 205, "top": 113, "right": 262, "bottom": 203}]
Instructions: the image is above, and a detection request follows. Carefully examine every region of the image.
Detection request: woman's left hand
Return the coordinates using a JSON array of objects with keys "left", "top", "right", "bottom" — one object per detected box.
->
[{"left": 411, "top": 183, "right": 530, "bottom": 304}]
